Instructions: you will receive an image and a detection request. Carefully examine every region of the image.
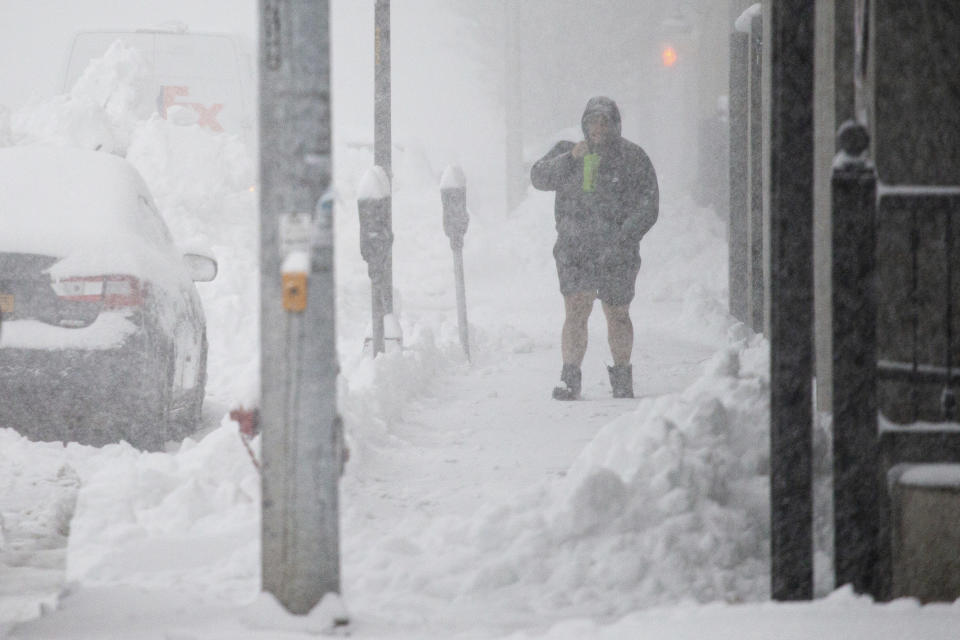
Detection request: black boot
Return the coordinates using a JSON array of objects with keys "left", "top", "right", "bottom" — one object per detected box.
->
[
  {"left": 552, "top": 364, "right": 582, "bottom": 400},
  {"left": 608, "top": 364, "right": 634, "bottom": 398}
]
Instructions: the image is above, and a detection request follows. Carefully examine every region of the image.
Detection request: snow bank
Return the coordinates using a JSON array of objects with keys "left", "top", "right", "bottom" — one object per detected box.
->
[
  {"left": 64, "top": 418, "right": 260, "bottom": 600},
  {"left": 0, "top": 430, "right": 84, "bottom": 627},
  {"left": 499, "top": 587, "right": 960, "bottom": 640},
  {"left": 123, "top": 105, "right": 257, "bottom": 409},
  {"left": 11, "top": 41, "right": 153, "bottom": 154},
  {"left": 543, "top": 337, "right": 771, "bottom": 605},
  {"left": 341, "top": 325, "right": 464, "bottom": 464},
  {"left": 58, "top": 322, "right": 466, "bottom": 603},
  {"left": 0, "top": 105, "right": 11, "bottom": 146},
  {"left": 636, "top": 196, "right": 731, "bottom": 341},
  {"left": 344, "top": 334, "right": 772, "bottom": 622}
]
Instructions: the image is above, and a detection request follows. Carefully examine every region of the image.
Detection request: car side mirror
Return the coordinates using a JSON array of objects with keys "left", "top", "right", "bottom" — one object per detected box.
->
[{"left": 183, "top": 253, "right": 218, "bottom": 282}]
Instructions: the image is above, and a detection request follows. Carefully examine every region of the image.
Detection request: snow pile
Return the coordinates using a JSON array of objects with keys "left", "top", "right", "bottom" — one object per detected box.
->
[
  {"left": 341, "top": 327, "right": 464, "bottom": 463},
  {"left": 499, "top": 587, "right": 960, "bottom": 640},
  {"left": 11, "top": 41, "right": 153, "bottom": 154},
  {"left": 64, "top": 419, "right": 259, "bottom": 601},
  {"left": 0, "top": 105, "right": 11, "bottom": 146},
  {"left": 0, "top": 431, "right": 83, "bottom": 627},
  {"left": 640, "top": 196, "right": 728, "bottom": 302},
  {"left": 124, "top": 108, "right": 257, "bottom": 408},
  {"left": 240, "top": 592, "right": 348, "bottom": 635},
  {"left": 344, "top": 335, "right": 770, "bottom": 622},
  {"left": 637, "top": 196, "right": 731, "bottom": 340},
  {"left": 543, "top": 337, "right": 771, "bottom": 606}
]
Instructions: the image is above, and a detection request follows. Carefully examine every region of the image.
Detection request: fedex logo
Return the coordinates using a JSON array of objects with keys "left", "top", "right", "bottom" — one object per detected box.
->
[{"left": 159, "top": 85, "right": 225, "bottom": 132}]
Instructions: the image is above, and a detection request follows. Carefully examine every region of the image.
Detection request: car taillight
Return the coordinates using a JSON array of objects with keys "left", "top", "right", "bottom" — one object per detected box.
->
[
  {"left": 101, "top": 275, "right": 144, "bottom": 309},
  {"left": 51, "top": 275, "right": 143, "bottom": 327},
  {"left": 51, "top": 277, "right": 105, "bottom": 301},
  {"left": 52, "top": 275, "right": 143, "bottom": 308}
]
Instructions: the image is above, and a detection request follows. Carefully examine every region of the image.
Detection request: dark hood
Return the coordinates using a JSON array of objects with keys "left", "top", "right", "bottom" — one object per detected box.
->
[{"left": 581, "top": 96, "right": 622, "bottom": 140}]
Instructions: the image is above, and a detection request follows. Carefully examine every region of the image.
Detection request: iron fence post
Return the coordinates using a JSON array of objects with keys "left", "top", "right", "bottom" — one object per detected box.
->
[
  {"left": 769, "top": 0, "right": 815, "bottom": 602},
  {"left": 831, "top": 120, "right": 881, "bottom": 597}
]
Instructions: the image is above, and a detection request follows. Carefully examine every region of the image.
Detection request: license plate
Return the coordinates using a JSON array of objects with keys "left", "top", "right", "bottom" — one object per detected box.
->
[{"left": 0, "top": 293, "right": 13, "bottom": 313}]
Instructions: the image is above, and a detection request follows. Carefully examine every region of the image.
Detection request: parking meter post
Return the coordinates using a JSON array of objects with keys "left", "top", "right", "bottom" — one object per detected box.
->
[
  {"left": 259, "top": 0, "right": 344, "bottom": 618},
  {"left": 370, "top": 272, "right": 385, "bottom": 355},
  {"left": 441, "top": 165, "right": 470, "bottom": 361},
  {"left": 452, "top": 246, "right": 469, "bottom": 362}
]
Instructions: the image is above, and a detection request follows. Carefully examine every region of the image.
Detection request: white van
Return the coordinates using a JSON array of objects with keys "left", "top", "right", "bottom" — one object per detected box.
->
[{"left": 63, "top": 26, "right": 254, "bottom": 145}]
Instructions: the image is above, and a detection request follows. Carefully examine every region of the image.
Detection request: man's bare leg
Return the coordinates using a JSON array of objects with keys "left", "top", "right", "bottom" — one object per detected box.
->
[
  {"left": 601, "top": 301, "right": 633, "bottom": 365},
  {"left": 562, "top": 291, "right": 596, "bottom": 366},
  {"left": 553, "top": 291, "right": 595, "bottom": 399}
]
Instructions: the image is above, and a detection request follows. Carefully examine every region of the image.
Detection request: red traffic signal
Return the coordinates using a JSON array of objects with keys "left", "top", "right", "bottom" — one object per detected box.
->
[{"left": 661, "top": 45, "right": 678, "bottom": 67}]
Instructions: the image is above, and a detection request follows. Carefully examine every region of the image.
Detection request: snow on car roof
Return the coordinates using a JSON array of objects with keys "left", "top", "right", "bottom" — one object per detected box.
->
[{"left": 0, "top": 146, "right": 175, "bottom": 276}]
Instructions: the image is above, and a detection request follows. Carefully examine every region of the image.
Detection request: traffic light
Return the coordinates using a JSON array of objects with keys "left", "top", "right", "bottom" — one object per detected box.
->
[{"left": 661, "top": 44, "right": 678, "bottom": 68}]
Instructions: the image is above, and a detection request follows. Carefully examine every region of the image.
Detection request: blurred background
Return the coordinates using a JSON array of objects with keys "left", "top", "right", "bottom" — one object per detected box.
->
[{"left": 0, "top": 0, "right": 742, "bottom": 216}]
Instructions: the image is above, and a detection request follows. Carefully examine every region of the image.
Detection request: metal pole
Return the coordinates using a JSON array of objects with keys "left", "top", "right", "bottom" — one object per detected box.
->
[
  {"left": 259, "top": 0, "right": 343, "bottom": 615},
  {"left": 504, "top": 0, "right": 525, "bottom": 213},
  {"left": 728, "top": 30, "right": 749, "bottom": 323},
  {"left": 831, "top": 121, "right": 880, "bottom": 597},
  {"left": 452, "top": 247, "right": 470, "bottom": 361},
  {"left": 748, "top": 15, "right": 764, "bottom": 332},
  {"left": 769, "top": 0, "right": 815, "bottom": 602},
  {"left": 834, "top": 0, "right": 856, "bottom": 127},
  {"left": 374, "top": 0, "right": 394, "bottom": 316},
  {"left": 370, "top": 277, "right": 386, "bottom": 355}
]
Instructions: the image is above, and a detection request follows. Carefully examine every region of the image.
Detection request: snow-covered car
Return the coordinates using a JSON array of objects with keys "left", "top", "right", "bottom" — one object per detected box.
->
[{"left": 0, "top": 146, "right": 216, "bottom": 450}]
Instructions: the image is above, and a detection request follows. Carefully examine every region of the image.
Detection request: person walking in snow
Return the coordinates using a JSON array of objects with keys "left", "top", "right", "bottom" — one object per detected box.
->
[{"left": 530, "top": 96, "right": 659, "bottom": 400}]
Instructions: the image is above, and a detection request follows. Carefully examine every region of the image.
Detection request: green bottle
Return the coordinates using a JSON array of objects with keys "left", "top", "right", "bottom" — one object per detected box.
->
[{"left": 582, "top": 153, "right": 600, "bottom": 193}]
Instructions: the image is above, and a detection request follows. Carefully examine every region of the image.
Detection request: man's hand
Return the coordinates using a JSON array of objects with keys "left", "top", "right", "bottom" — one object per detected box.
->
[{"left": 571, "top": 141, "right": 589, "bottom": 159}]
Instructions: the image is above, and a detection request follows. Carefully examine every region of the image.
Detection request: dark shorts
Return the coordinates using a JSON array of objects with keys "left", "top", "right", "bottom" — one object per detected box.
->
[{"left": 554, "top": 241, "right": 641, "bottom": 306}]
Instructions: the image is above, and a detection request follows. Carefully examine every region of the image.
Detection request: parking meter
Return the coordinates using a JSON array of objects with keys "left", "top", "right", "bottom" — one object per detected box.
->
[
  {"left": 440, "top": 165, "right": 468, "bottom": 250},
  {"left": 358, "top": 166, "right": 393, "bottom": 355},
  {"left": 357, "top": 167, "right": 393, "bottom": 281},
  {"left": 440, "top": 165, "right": 470, "bottom": 361}
]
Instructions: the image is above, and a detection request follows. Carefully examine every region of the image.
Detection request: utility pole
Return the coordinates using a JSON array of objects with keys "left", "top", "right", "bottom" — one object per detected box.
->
[
  {"left": 748, "top": 13, "right": 764, "bottom": 332},
  {"left": 374, "top": 0, "right": 394, "bottom": 317},
  {"left": 504, "top": 0, "right": 525, "bottom": 213},
  {"left": 259, "top": 0, "right": 343, "bottom": 616},
  {"left": 729, "top": 17, "right": 749, "bottom": 324}
]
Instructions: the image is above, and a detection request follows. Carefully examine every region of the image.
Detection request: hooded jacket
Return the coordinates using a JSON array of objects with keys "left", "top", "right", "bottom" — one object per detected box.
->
[{"left": 530, "top": 96, "right": 659, "bottom": 264}]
